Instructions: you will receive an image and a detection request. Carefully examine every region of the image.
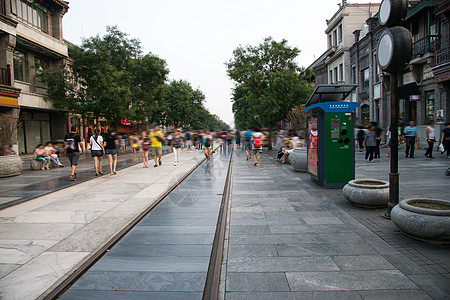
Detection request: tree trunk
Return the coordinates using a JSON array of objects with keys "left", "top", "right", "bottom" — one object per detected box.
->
[{"left": 268, "top": 128, "right": 273, "bottom": 151}]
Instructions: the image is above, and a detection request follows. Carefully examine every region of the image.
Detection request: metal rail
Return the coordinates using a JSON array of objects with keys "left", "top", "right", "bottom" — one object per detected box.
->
[
  {"left": 203, "top": 147, "right": 234, "bottom": 300},
  {"left": 43, "top": 154, "right": 208, "bottom": 300}
]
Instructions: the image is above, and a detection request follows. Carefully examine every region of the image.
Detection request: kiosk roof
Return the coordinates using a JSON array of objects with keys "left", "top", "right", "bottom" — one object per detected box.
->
[{"left": 305, "top": 84, "right": 357, "bottom": 107}]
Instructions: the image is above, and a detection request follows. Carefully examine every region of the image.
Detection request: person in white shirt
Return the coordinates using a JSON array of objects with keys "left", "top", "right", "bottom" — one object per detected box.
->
[
  {"left": 424, "top": 121, "right": 436, "bottom": 158},
  {"left": 89, "top": 129, "right": 105, "bottom": 176}
]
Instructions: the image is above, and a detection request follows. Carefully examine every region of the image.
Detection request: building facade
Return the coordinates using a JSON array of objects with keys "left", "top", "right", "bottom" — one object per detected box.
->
[
  {"left": 0, "top": 0, "right": 69, "bottom": 154},
  {"left": 324, "top": 1, "right": 380, "bottom": 86},
  {"left": 348, "top": 0, "right": 449, "bottom": 144}
]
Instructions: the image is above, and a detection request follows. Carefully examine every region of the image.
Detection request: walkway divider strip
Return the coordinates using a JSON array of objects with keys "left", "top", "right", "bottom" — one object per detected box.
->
[
  {"left": 43, "top": 153, "right": 209, "bottom": 300},
  {"left": 203, "top": 147, "right": 234, "bottom": 300}
]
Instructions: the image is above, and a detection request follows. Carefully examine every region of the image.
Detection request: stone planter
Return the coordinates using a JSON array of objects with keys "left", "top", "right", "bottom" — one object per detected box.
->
[
  {"left": 0, "top": 155, "right": 23, "bottom": 178},
  {"left": 342, "top": 179, "right": 389, "bottom": 208},
  {"left": 288, "top": 148, "right": 307, "bottom": 172},
  {"left": 391, "top": 198, "right": 450, "bottom": 244}
]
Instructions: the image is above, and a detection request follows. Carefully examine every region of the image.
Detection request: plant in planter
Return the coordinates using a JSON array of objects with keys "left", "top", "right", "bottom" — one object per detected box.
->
[
  {"left": 342, "top": 179, "right": 389, "bottom": 208},
  {"left": 391, "top": 198, "right": 450, "bottom": 244}
]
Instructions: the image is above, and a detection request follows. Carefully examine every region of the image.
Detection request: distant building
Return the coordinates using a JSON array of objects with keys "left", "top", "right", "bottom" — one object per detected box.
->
[{"left": 0, "top": 0, "right": 69, "bottom": 154}]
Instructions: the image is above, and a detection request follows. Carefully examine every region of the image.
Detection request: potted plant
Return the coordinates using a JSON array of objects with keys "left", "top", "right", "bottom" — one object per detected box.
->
[
  {"left": 391, "top": 198, "right": 450, "bottom": 244},
  {"left": 342, "top": 179, "right": 389, "bottom": 208}
]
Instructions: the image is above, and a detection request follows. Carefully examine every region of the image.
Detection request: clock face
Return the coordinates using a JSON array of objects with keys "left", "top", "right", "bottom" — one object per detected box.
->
[
  {"left": 379, "top": 0, "right": 391, "bottom": 25},
  {"left": 377, "top": 33, "right": 393, "bottom": 69}
]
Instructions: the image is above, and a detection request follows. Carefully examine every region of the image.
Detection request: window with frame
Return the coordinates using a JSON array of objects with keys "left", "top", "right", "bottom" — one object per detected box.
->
[
  {"left": 373, "top": 54, "right": 380, "bottom": 83},
  {"left": 361, "top": 68, "right": 369, "bottom": 89},
  {"left": 10, "top": 0, "right": 48, "bottom": 32},
  {"left": 338, "top": 24, "right": 343, "bottom": 42},
  {"left": 351, "top": 65, "right": 357, "bottom": 84},
  {"left": 35, "top": 57, "right": 49, "bottom": 86},
  {"left": 13, "top": 50, "right": 27, "bottom": 82},
  {"left": 333, "top": 30, "right": 337, "bottom": 46},
  {"left": 339, "top": 63, "right": 344, "bottom": 82},
  {"left": 330, "top": 70, "right": 333, "bottom": 83},
  {"left": 334, "top": 67, "right": 338, "bottom": 83},
  {"left": 329, "top": 34, "right": 332, "bottom": 48}
]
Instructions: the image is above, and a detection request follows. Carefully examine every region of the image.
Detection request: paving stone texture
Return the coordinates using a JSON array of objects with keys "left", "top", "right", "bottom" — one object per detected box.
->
[
  {"left": 0, "top": 148, "right": 206, "bottom": 300},
  {"left": 60, "top": 146, "right": 232, "bottom": 299},
  {"left": 222, "top": 148, "right": 450, "bottom": 300}
]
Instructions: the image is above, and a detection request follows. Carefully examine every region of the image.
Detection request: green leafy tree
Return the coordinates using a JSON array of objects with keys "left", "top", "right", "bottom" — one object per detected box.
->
[
  {"left": 226, "top": 37, "right": 313, "bottom": 148},
  {"left": 40, "top": 26, "right": 169, "bottom": 128}
]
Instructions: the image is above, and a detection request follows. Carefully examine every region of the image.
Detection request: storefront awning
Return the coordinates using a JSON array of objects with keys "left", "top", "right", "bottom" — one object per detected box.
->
[
  {"left": 398, "top": 82, "right": 420, "bottom": 100},
  {"left": 0, "top": 95, "right": 19, "bottom": 108}
]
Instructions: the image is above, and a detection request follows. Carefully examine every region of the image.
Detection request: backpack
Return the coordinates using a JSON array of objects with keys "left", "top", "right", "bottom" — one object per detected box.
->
[
  {"left": 64, "top": 135, "right": 76, "bottom": 152},
  {"left": 254, "top": 137, "right": 262, "bottom": 148},
  {"left": 245, "top": 131, "right": 252, "bottom": 141}
]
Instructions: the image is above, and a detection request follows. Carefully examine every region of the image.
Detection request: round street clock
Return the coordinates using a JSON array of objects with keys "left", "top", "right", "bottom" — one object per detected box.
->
[
  {"left": 379, "top": 0, "right": 408, "bottom": 27},
  {"left": 376, "top": 26, "right": 412, "bottom": 74}
]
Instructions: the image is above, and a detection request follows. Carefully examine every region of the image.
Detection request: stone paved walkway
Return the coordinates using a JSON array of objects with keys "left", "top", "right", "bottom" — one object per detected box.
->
[
  {"left": 223, "top": 149, "right": 450, "bottom": 299},
  {"left": 0, "top": 149, "right": 205, "bottom": 300}
]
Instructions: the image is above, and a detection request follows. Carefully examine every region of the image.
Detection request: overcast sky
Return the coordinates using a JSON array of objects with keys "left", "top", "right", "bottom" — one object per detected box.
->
[{"left": 63, "top": 0, "right": 378, "bottom": 126}]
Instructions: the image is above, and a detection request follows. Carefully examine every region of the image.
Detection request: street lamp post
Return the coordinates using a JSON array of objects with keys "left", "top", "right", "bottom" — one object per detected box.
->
[{"left": 375, "top": 0, "right": 411, "bottom": 219}]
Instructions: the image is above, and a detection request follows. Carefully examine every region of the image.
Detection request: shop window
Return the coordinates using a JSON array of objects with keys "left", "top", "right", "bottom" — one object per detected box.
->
[{"left": 13, "top": 50, "right": 27, "bottom": 82}]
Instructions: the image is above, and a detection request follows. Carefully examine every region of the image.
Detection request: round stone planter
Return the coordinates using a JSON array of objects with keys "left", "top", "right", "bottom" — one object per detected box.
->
[
  {"left": 391, "top": 198, "right": 450, "bottom": 244},
  {"left": 0, "top": 155, "right": 23, "bottom": 178},
  {"left": 342, "top": 179, "right": 389, "bottom": 208},
  {"left": 288, "top": 148, "right": 307, "bottom": 172}
]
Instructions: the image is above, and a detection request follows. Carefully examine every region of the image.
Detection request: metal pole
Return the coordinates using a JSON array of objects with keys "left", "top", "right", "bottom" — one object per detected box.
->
[{"left": 383, "top": 73, "right": 399, "bottom": 219}]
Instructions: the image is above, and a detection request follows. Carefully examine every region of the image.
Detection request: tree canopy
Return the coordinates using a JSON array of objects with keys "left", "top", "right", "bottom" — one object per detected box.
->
[
  {"left": 226, "top": 37, "right": 313, "bottom": 131},
  {"left": 40, "top": 26, "right": 225, "bottom": 130}
]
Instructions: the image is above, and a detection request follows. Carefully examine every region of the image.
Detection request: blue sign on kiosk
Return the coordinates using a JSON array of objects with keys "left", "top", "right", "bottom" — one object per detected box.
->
[{"left": 304, "top": 84, "right": 360, "bottom": 188}]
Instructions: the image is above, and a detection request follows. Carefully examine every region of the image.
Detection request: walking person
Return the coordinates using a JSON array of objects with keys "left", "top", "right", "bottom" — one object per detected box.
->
[
  {"left": 244, "top": 128, "right": 253, "bottom": 160},
  {"left": 235, "top": 130, "right": 241, "bottom": 149},
  {"left": 64, "top": 126, "right": 84, "bottom": 181},
  {"left": 371, "top": 122, "right": 383, "bottom": 159},
  {"left": 89, "top": 129, "right": 105, "bottom": 176},
  {"left": 184, "top": 130, "right": 192, "bottom": 153},
  {"left": 364, "top": 125, "right": 376, "bottom": 163},
  {"left": 404, "top": 121, "right": 417, "bottom": 158},
  {"left": 440, "top": 122, "right": 450, "bottom": 158},
  {"left": 34, "top": 144, "right": 51, "bottom": 170},
  {"left": 172, "top": 129, "right": 184, "bottom": 166},
  {"left": 357, "top": 126, "right": 366, "bottom": 152},
  {"left": 204, "top": 130, "right": 213, "bottom": 164},
  {"left": 104, "top": 129, "right": 119, "bottom": 175},
  {"left": 252, "top": 128, "right": 264, "bottom": 166},
  {"left": 150, "top": 125, "right": 164, "bottom": 167},
  {"left": 140, "top": 130, "right": 150, "bottom": 168},
  {"left": 424, "top": 121, "right": 436, "bottom": 158},
  {"left": 119, "top": 134, "right": 126, "bottom": 154}
]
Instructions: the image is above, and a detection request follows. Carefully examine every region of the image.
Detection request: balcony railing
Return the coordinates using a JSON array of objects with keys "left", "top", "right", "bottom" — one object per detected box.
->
[
  {"left": 412, "top": 35, "right": 441, "bottom": 59},
  {"left": 435, "top": 47, "right": 450, "bottom": 66},
  {"left": 0, "top": 65, "right": 12, "bottom": 86}
]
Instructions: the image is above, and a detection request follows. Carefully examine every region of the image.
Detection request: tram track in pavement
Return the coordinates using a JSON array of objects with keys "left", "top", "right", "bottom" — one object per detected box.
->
[{"left": 43, "top": 145, "right": 234, "bottom": 300}]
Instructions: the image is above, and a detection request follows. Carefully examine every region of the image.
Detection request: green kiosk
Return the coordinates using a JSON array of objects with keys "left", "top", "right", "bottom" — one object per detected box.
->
[{"left": 303, "top": 84, "right": 359, "bottom": 188}]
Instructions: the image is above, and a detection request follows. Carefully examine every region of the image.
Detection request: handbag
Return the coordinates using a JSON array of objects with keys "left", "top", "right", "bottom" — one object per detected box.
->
[{"left": 438, "top": 143, "right": 445, "bottom": 153}]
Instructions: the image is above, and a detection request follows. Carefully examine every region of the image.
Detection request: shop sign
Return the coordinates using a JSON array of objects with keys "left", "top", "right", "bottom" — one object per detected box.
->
[{"left": 426, "top": 93, "right": 435, "bottom": 122}]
